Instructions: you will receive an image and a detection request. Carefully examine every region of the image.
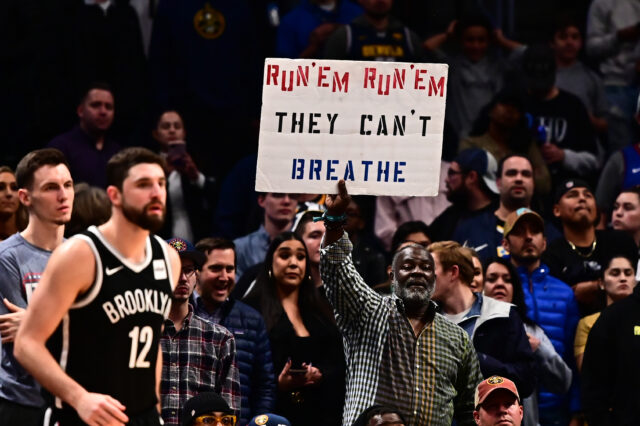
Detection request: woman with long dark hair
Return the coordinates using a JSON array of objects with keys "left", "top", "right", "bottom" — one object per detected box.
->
[
  {"left": 243, "top": 232, "right": 345, "bottom": 425},
  {"left": 483, "top": 257, "right": 571, "bottom": 426}
]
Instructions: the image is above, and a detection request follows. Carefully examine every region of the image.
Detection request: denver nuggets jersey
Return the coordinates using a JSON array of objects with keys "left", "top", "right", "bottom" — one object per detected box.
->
[
  {"left": 47, "top": 225, "right": 174, "bottom": 421},
  {"left": 346, "top": 21, "right": 416, "bottom": 62}
]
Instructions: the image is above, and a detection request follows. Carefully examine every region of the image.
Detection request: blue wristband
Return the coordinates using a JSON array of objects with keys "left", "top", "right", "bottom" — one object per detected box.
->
[{"left": 313, "top": 212, "right": 347, "bottom": 223}]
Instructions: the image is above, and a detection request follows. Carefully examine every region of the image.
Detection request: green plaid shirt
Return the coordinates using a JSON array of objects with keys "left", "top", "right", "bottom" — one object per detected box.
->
[{"left": 320, "top": 234, "right": 482, "bottom": 426}]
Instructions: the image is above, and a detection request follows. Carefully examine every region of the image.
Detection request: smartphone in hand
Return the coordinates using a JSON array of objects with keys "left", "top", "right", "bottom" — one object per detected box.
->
[{"left": 167, "top": 142, "right": 187, "bottom": 168}]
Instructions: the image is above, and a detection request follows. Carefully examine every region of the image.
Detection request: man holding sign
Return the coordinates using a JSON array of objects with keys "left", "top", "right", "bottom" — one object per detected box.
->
[{"left": 320, "top": 180, "right": 482, "bottom": 426}]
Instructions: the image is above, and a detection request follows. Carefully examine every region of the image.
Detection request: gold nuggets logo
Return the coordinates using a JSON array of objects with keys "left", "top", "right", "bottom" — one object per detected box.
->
[
  {"left": 168, "top": 238, "right": 187, "bottom": 252},
  {"left": 254, "top": 415, "right": 269, "bottom": 425},
  {"left": 487, "top": 376, "right": 504, "bottom": 385},
  {"left": 361, "top": 44, "right": 405, "bottom": 58},
  {"left": 194, "top": 3, "right": 225, "bottom": 39}
]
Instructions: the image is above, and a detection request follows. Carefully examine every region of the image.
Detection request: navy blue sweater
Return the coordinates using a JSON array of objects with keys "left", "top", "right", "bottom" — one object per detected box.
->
[{"left": 201, "top": 298, "right": 276, "bottom": 424}]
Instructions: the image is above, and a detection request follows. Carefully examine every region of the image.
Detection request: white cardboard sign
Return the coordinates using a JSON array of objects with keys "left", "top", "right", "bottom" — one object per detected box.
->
[{"left": 255, "top": 58, "right": 448, "bottom": 196}]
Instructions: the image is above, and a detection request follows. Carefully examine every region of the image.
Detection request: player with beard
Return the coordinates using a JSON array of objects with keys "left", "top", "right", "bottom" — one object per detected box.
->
[
  {"left": 14, "top": 147, "right": 181, "bottom": 426},
  {"left": 542, "top": 179, "right": 637, "bottom": 315},
  {"left": 320, "top": 180, "right": 482, "bottom": 426}
]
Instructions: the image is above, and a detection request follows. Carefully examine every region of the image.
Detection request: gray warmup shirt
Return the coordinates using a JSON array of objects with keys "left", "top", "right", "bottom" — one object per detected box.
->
[{"left": 0, "top": 233, "right": 53, "bottom": 407}]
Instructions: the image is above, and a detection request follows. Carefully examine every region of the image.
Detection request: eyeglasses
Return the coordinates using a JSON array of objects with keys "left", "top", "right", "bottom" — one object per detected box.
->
[
  {"left": 447, "top": 168, "right": 463, "bottom": 177},
  {"left": 181, "top": 266, "right": 197, "bottom": 278},
  {"left": 193, "top": 414, "right": 237, "bottom": 426}
]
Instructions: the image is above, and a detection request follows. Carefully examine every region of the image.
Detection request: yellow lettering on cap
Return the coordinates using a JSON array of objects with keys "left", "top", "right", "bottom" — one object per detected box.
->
[{"left": 634, "top": 326, "right": 640, "bottom": 335}]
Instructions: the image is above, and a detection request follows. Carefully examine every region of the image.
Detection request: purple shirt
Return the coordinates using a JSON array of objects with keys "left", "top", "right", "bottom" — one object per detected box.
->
[{"left": 48, "top": 125, "right": 121, "bottom": 188}]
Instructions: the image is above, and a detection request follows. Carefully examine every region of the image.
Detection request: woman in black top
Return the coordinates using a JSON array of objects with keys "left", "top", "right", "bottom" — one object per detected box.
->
[{"left": 244, "top": 232, "right": 345, "bottom": 425}]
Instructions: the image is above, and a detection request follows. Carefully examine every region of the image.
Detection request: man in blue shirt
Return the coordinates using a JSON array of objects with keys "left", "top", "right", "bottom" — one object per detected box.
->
[
  {"left": 502, "top": 208, "right": 580, "bottom": 426},
  {"left": 233, "top": 193, "right": 296, "bottom": 280}
]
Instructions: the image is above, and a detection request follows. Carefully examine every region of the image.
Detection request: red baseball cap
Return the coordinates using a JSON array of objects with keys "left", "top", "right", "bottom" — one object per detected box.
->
[{"left": 474, "top": 376, "right": 520, "bottom": 409}]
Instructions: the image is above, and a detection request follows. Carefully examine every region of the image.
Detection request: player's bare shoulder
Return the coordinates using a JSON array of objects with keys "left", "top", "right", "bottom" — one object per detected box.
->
[{"left": 46, "top": 235, "right": 97, "bottom": 294}]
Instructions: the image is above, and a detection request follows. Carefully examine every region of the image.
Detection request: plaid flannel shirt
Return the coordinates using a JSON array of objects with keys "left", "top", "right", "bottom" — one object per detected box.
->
[
  {"left": 160, "top": 305, "right": 240, "bottom": 426},
  {"left": 320, "top": 234, "right": 482, "bottom": 426}
]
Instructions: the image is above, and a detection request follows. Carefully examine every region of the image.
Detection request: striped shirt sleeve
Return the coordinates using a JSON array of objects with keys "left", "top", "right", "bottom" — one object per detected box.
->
[{"left": 320, "top": 233, "right": 384, "bottom": 333}]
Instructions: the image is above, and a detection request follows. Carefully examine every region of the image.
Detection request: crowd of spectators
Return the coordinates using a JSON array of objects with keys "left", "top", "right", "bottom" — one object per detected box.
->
[{"left": 3, "top": 0, "right": 640, "bottom": 425}]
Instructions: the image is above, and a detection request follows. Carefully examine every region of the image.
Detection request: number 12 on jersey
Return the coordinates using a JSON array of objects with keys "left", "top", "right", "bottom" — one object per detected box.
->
[{"left": 128, "top": 326, "right": 153, "bottom": 368}]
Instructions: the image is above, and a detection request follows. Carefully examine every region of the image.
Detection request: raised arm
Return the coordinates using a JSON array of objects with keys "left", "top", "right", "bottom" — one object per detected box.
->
[
  {"left": 493, "top": 28, "right": 523, "bottom": 52},
  {"left": 423, "top": 20, "right": 457, "bottom": 51},
  {"left": 321, "top": 180, "right": 384, "bottom": 332},
  {"left": 14, "top": 238, "right": 129, "bottom": 426},
  {"left": 323, "top": 180, "right": 351, "bottom": 246}
]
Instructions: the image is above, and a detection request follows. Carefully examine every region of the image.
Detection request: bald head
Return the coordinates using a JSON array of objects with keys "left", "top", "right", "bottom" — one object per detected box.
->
[
  {"left": 392, "top": 243, "right": 431, "bottom": 272},
  {"left": 390, "top": 244, "right": 435, "bottom": 308}
]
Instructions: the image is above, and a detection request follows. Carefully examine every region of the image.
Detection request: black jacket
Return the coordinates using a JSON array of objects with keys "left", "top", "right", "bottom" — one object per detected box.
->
[
  {"left": 159, "top": 172, "right": 218, "bottom": 242},
  {"left": 582, "top": 285, "right": 640, "bottom": 425},
  {"left": 454, "top": 293, "right": 537, "bottom": 399}
]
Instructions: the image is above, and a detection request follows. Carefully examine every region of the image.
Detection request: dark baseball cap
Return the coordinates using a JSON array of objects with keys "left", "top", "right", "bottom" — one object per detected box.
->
[
  {"left": 166, "top": 237, "right": 206, "bottom": 268},
  {"left": 553, "top": 178, "right": 593, "bottom": 204},
  {"left": 454, "top": 148, "right": 499, "bottom": 194},
  {"left": 182, "top": 392, "right": 233, "bottom": 426}
]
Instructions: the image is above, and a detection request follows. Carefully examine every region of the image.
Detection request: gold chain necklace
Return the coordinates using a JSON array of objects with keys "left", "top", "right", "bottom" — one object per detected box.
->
[{"left": 568, "top": 239, "right": 597, "bottom": 258}]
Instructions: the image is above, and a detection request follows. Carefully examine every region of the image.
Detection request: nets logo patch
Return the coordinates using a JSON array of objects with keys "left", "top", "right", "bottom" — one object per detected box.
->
[{"left": 153, "top": 259, "right": 168, "bottom": 280}]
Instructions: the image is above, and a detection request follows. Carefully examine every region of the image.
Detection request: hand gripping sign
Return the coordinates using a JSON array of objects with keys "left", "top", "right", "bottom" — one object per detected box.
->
[{"left": 255, "top": 58, "right": 448, "bottom": 196}]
